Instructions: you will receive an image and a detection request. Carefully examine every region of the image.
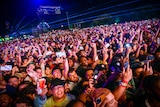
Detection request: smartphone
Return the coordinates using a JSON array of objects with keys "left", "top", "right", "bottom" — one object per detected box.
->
[
  {"left": 124, "top": 62, "right": 128, "bottom": 69},
  {"left": 125, "top": 43, "right": 131, "bottom": 48},
  {"left": 0, "top": 65, "right": 12, "bottom": 71},
  {"left": 37, "top": 78, "right": 46, "bottom": 94},
  {"left": 105, "top": 43, "right": 110, "bottom": 48},
  {"left": 46, "top": 51, "right": 53, "bottom": 56},
  {"left": 93, "top": 69, "right": 99, "bottom": 82},
  {"left": 56, "top": 52, "right": 66, "bottom": 58},
  {"left": 37, "top": 88, "right": 43, "bottom": 95},
  {"left": 147, "top": 25, "right": 151, "bottom": 28},
  {"left": 79, "top": 46, "right": 84, "bottom": 50},
  {"left": 147, "top": 55, "right": 155, "bottom": 60},
  {"left": 94, "top": 75, "right": 98, "bottom": 81}
]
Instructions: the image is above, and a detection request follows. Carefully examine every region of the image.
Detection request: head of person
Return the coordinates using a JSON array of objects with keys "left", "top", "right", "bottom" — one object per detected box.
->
[
  {"left": 143, "top": 75, "right": 160, "bottom": 102},
  {"left": 0, "top": 93, "right": 13, "bottom": 107},
  {"left": 27, "top": 62, "right": 36, "bottom": 71},
  {"left": 14, "top": 97, "right": 33, "bottom": 107},
  {"left": 152, "top": 60, "right": 160, "bottom": 76},
  {"left": 50, "top": 79, "right": 66, "bottom": 100},
  {"left": 58, "top": 63, "right": 64, "bottom": 71},
  {"left": 8, "top": 76, "right": 20, "bottom": 88},
  {"left": 79, "top": 50, "right": 87, "bottom": 57},
  {"left": 20, "top": 84, "right": 36, "bottom": 101},
  {"left": 12, "top": 65, "right": 19, "bottom": 73},
  {"left": 92, "top": 88, "right": 118, "bottom": 107},
  {"left": 45, "top": 64, "right": 52, "bottom": 75},
  {"left": 35, "top": 67, "right": 42, "bottom": 79},
  {"left": 79, "top": 56, "right": 88, "bottom": 67},
  {"left": 22, "top": 57, "right": 28, "bottom": 65},
  {"left": 131, "top": 62, "right": 143, "bottom": 79},
  {"left": 52, "top": 68, "right": 62, "bottom": 79},
  {"left": 68, "top": 58, "right": 74, "bottom": 68},
  {"left": 139, "top": 47, "right": 145, "bottom": 55},
  {"left": 85, "top": 69, "right": 94, "bottom": 80},
  {"left": 68, "top": 68, "right": 79, "bottom": 83},
  {"left": 154, "top": 46, "right": 160, "bottom": 61}
]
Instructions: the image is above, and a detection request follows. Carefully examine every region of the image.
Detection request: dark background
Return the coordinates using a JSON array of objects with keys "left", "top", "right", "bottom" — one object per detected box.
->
[{"left": 0, "top": 0, "right": 160, "bottom": 36}]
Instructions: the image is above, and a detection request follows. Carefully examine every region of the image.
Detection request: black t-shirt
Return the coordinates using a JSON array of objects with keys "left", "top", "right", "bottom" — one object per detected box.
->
[
  {"left": 138, "top": 54, "right": 147, "bottom": 61},
  {"left": 133, "top": 94, "right": 147, "bottom": 107},
  {"left": 76, "top": 65, "right": 86, "bottom": 78}
]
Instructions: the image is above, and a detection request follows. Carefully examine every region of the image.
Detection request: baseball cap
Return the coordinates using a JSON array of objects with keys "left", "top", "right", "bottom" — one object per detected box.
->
[{"left": 50, "top": 78, "right": 65, "bottom": 89}]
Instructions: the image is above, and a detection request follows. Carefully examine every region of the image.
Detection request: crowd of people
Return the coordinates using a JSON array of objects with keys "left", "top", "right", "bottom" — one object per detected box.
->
[{"left": 0, "top": 18, "right": 160, "bottom": 107}]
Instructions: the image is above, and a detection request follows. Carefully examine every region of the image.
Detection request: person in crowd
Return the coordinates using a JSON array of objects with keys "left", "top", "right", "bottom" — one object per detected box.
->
[
  {"left": 18, "top": 83, "right": 37, "bottom": 101},
  {"left": 133, "top": 75, "right": 160, "bottom": 107},
  {"left": 14, "top": 96, "right": 33, "bottom": 107},
  {"left": 152, "top": 46, "right": 160, "bottom": 76},
  {"left": 8, "top": 76, "right": 21, "bottom": 88},
  {"left": 44, "top": 64, "right": 53, "bottom": 79},
  {"left": 43, "top": 78, "right": 75, "bottom": 107},
  {"left": 65, "top": 68, "right": 81, "bottom": 96},
  {"left": 35, "top": 67, "right": 43, "bottom": 79},
  {"left": 34, "top": 86, "right": 48, "bottom": 107},
  {"left": 94, "top": 64, "right": 108, "bottom": 88},
  {"left": 11, "top": 65, "right": 20, "bottom": 76},
  {"left": 79, "top": 69, "right": 95, "bottom": 88},
  {"left": 0, "top": 18, "right": 159, "bottom": 107},
  {"left": 0, "top": 92, "right": 13, "bottom": 107},
  {"left": 52, "top": 68, "right": 62, "bottom": 79},
  {"left": 76, "top": 56, "right": 90, "bottom": 78},
  {"left": 0, "top": 76, "right": 20, "bottom": 98}
]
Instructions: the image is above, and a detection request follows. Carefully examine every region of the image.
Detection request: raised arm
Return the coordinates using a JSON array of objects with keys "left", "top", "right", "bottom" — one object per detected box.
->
[
  {"left": 63, "top": 58, "right": 69, "bottom": 80},
  {"left": 112, "top": 64, "right": 132, "bottom": 101}
]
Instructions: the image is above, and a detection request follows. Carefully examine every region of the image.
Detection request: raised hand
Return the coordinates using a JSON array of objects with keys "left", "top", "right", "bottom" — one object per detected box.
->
[
  {"left": 122, "top": 64, "right": 132, "bottom": 82},
  {"left": 37, "top": 85, "right": 48, "bottom": 96},
  {"left": 143, "top": 61, "right": 153, "bottom": 77}
]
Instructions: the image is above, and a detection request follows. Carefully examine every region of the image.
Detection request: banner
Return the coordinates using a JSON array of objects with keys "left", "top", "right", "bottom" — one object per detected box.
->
[{"left": 37, "top": 6, "right": 61, "bottom": 15}]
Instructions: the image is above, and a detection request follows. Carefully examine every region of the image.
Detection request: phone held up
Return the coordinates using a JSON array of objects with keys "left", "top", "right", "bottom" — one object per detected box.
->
[{"left": 37, "top": 78, "right": 46, "bottom": 94}]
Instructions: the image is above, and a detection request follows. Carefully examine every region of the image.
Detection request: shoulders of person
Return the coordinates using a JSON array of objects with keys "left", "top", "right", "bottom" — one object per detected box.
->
[
  {"left": 43, "top": 96, "right": 54, "bottom": 107},
  {"left": 34, "top": 95, "right": 47, "bottom": 102},
  {"left": 34, "top": 95, "right": 47, "bottom": 107},
  {"left": 43, "top": 95, "right": 75, "bottom": 107}
]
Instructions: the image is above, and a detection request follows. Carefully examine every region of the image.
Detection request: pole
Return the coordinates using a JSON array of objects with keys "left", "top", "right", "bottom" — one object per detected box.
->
[{"left": 66, "top": 12, "right": 70, "bottom": 29}]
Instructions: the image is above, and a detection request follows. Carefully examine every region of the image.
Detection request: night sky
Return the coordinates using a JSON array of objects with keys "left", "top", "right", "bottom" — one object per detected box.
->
[{"left": 0, "top": 0, "right": 159, "bottom": 36}]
